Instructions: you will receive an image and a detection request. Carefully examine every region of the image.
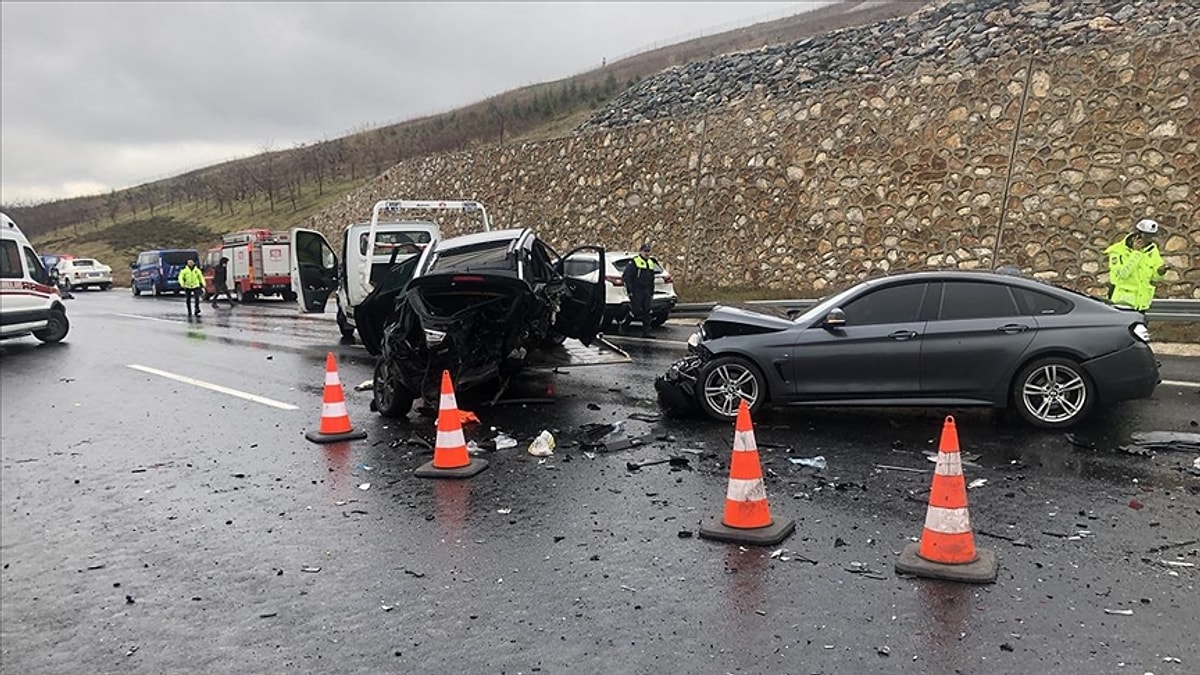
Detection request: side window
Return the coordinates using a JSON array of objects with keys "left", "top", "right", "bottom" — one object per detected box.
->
[
  {"left": 0, "top": 240, "right": 21, "bottom": 278},
  {"left": 842, "top": 283, "right": 928, "bottom": 326},
  {"left": 939, "top": 282, "right": 1019, "bottom": 320},
  {"left": 1013, "top": 287, "right": 1071, "bottom": 316},
  {"left": 23, "top": 247, "right": 51, "bottom": 285}
]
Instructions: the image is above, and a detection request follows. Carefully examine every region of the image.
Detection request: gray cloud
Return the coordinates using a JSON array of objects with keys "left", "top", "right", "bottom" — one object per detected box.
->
[{"left": 1, "top": 1, "right": 825, "bottom": 203}]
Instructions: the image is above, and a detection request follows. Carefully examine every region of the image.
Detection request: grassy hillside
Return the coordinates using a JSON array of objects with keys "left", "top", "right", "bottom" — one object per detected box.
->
[{"left": 8, "top": 1, "right": 915, "bottom": 281}]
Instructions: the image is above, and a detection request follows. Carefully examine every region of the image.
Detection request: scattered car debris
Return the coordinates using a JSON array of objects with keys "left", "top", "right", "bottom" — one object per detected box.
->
[
  {"left": 968, "top": 478, "right": 988, "bottom": 489},
  {"left": 1129, "top": 499, "right": 1144, "bottom": 510},
  {"left": 358, "top": 483, "right": 371, "bottom": 491},
  {"left": 978, "top": 530, "right": 1031, "bottom": 547},
  {"left": 259, "top": 611, "right": 278, "bottom": 619},
  {"left": 494, "top": 432, "right": 517, "bottom": 450},
  {"left": 628, "top": 412, "right": 661, "bottom": 423},
  {"left": 1119, "top": 444, "right": 1155, "bottom": 457},
  {"left": 788, "top": 455, "right": 826, "bottom": 470},
  {"left": 1103, "top": 608, "right": 1134, "bottom": 616},
  {"left": 497, "top": 508, "right": 512, "bottom": 514},
  {"left": 1129, "top": 431, "right": 1200, "bottom": 453},
  {"left": 403, "top": 569, "right": 425, "bottom": 578},
  {"left": 125, "top": 645, "right": 139, "bottom": 657},
  {"left": 381, "top": 605, "right": 394, "bottom": 612},
  {"left": 877, "top": 646, "right": 891, "bottom": 657},
  {"left": 301, "top": 566, "right": 322, "bottom": 573},
  {"left": 677, "top": 531, "right": 694, "bottom": 539},
  {"left": 527, "top": 430, "right": 555, "bottom": 457},
  {"left": 1146, "top": 539, "right": 1197, "bottom": 554},
  {"left": 874, "top": 464, "right": 929, "bottom": 474},
  {"left": 586, "top": 403, "right": 601, "bottom": 411},
  {"left": 626, "top": 456, "right": 691, "bottom": 471},
  {"left": 354, "top": 379, "right": 374, "bottom": 391},
  {"left": 1159, "top": 560, "right": 1196, "bottom": 568}
]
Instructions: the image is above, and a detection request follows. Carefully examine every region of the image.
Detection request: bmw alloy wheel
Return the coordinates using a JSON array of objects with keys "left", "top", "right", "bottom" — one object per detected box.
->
[
  {"left": 1015, "top": 358, "right": 1093, "bottom": 428},
  {"left": 698, "top": 356, "right": 763, "bottom": 421}
]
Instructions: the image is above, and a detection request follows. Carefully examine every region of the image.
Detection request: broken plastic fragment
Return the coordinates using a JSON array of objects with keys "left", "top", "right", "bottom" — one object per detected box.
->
[
  {"left": 527, "top": 430, "right": 555, "bottom": 457},
  {"left": 495, "top": 433, "right": 517, "bottom": 450},
  {"left": 1103, "top": 608, "right": 1134, "bottom": 615},
  {"left": 301, "top": 566, "right": 321, "bottom": 573},
  {"left": 788, "top": 455, "right": 827, "bottom": 469},
  {"left": 358, "top": 483, "right": 371, "bottom": 491},
  {"left": 497, "top": 508, "right": 512, "bottom": 514},
  {"left": 354, "top": 379, "right": 373, "bottom": 391},
  {"left": 968, "top": 478, "right": 987, "bottom": 489}
]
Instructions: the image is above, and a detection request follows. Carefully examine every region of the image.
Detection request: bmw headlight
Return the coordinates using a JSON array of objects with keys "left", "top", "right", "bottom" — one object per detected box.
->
[
  {"left": 686, "top": 331, "right": 700, "bottom": 349},
  {"left": 1132, "top": 323, "right": 1151, "bottom": 343}
]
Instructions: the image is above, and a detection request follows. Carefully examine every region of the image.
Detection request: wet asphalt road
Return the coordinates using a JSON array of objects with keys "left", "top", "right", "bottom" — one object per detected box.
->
[{"left": 2, "top": 291, "right": 1198, "bottom": 675}]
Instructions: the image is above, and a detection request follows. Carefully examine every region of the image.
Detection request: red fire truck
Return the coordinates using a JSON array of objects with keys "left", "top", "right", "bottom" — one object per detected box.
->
[{"left": 214, "top": 229, "right": 296, "bottom": 302}]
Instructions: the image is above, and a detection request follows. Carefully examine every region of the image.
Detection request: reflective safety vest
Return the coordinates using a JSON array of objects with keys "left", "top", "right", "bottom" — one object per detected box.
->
[
  {"left": 624, "top": 254, "right": 657, "bottom": 289},
  {"left": 1105, "top": 235, "right": 1163, "bottom": 311},
  {"left": 178, "top": 267, "right": 204, "bottom": 289}
]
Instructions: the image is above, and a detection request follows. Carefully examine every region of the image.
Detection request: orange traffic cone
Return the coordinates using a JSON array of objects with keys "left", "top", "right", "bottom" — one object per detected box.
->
[
  {"left": 414, "top": 370, "right": 489, "bottom": 478},
  {"left": 306, "top": 352, "right": 367, "bottom": 443},
  {"left": 698, "top": 400, "right": 794, "bottom": 546},
  {"left": 895, "top": 416, "right": 997, "bottom": 583}
]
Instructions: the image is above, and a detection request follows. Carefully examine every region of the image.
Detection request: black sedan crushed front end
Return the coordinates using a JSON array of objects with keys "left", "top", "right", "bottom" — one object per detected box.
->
[
  {"left": 655, "top": 352, "right": 704, "bottom": 416},
  {"left": 381, "top": 275, "right": 552, "bottom": 404}
]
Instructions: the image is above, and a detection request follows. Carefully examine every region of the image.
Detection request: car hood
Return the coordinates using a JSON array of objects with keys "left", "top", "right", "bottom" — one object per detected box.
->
[{"left": 701, "top": 305, "right": 796, "bottom": 339}]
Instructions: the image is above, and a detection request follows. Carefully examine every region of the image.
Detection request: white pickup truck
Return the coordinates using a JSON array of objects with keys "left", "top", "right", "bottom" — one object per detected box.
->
[{"left": 289, "top": 199, "right": 490, "bottom": 341}]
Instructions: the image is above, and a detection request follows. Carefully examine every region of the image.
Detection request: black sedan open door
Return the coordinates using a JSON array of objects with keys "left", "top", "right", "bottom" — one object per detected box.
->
[{"left": 554, "top": 246, "right": 605, "bottom": 346}]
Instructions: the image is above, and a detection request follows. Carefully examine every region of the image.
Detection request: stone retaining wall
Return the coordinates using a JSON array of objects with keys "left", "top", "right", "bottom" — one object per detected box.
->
[{"left": 304, "top": 14, "right": 1198, "bottom": 299}]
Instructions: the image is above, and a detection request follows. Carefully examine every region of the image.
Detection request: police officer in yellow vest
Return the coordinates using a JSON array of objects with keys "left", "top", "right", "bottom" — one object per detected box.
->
[
  {"left": 178, "top": 259, "right": 205, "bottom": 317},
  {"left": 622, "top": 243, "right": 658, "bottom": 338},
  {"left": 1105, "top": 218, "right": 1166, "bottom": 313}
]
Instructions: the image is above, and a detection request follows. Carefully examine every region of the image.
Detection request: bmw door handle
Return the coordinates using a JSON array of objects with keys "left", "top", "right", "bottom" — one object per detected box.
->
[
  {"left": 888, "top": 330, "right": 918, "bottom": 341},
  {"left": 998, "top": 323, "right": 1030, "bottom": 334}
]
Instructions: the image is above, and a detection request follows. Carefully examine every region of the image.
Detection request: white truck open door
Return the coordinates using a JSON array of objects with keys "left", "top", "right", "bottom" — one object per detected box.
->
[
  {"left": 358, "top": 199, "right": 491, "bottom": 304},
  {"left": 289, "top": 228, "right": 338, "bottom": 313}
]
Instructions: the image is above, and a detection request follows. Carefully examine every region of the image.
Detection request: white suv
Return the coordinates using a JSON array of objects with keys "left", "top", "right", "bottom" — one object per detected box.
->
[
  {"left": 57, "top": 257, "right": 113, "bottom": 291},
  {"left": 1, "top": 213, "right": 70, "bottom": 344},
  {"left": 564, "top": 250, "right": 679, "bottom": 329}
]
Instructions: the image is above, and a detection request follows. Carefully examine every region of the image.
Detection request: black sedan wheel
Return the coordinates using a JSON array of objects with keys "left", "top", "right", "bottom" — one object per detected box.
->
[
  {"left": 1012, "top": 357, "right": 1094, "bottom": 429},
  {"left": 696, "top": 356, "right": 765, "bottom": 422},
  {"left": 373, "top": 358, "right": 414, "bottom": 418}
]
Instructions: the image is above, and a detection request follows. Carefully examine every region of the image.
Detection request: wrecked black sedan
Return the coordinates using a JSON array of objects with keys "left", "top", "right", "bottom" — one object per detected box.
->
[
  {"left": 656, "top": 271, "right": 1159, "bottom": 429},
  {"left": 358, "top": 228, "right": 606, "bottom": 416}
]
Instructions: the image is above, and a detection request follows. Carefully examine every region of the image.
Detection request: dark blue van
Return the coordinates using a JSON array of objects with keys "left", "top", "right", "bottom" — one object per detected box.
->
[{"left": 131, "top": 249, "right": 201, "bottom": 296}]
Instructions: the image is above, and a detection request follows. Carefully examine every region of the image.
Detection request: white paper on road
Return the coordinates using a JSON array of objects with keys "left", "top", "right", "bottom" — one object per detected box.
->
[{"left": 126, "top": 364, "right": 299, "bottom": 410}]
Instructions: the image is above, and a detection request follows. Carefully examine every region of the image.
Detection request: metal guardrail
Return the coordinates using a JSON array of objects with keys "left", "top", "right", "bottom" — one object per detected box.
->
[{"left": 674, "top": 298, "right": 1200, "bottom": 323}]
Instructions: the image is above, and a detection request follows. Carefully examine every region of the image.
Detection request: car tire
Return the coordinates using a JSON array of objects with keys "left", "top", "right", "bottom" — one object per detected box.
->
[
  {"left": 651, "top": 313, "right": 669, "bottom": 328},
  {"left": 1011, "top": 356, "right": 1094, "bottom": 429},
  {"left": 696, "top": 355, "right": 767, "bottom": 422},
  {"left": 336, "top": 308, "right": 356, "bottom": 339},
  {"left": 373, "top": 358, "right": 414, "bottom": 418},
  {"left": 282, "top": 290, "right": 297, "bottom": 303},
  {"left": 33, "top": 308, "right": 69, "bottom": 344},
  {"left": 100, "top": 283, "right": 111, "bottom": 291},
  {"left": 153, "top": 282, "right": 162, "bottom": 297},
  {"left": 132, "top": 283, "right": 141, "bottom": 296}
]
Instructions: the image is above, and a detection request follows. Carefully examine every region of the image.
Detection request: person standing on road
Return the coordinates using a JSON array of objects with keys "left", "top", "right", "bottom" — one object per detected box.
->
[
  {"left": 178, "top": 259, "right": 204, "bottom": 317},
  {"left": 622, "top": 243, "right": 658, "bottom": 338},
  {"left": 1105, "top": 218, "right": 1167, "bottom": 313},
  {"left": 211, "top": 257, "right": 235, "bottom": 309}
]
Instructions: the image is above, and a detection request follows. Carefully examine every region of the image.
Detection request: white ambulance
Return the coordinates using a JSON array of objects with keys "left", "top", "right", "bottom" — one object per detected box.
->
[{"left": 0, "top": 212, "right": 70, "bottom": 344}]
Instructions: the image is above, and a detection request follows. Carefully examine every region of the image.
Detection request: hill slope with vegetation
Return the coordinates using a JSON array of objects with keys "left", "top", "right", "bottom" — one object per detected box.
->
[{"left": 4, "top": 1, "right": 913, "bottom": 285}]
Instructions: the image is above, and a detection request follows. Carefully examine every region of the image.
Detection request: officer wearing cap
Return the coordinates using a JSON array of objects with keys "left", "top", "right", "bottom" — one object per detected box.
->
[
  {"left": 621, "top": 243, "right": 658, "bottom": 338},
  {"left": 1105, "top": 218, "right": 1167, "bottom": 312}
]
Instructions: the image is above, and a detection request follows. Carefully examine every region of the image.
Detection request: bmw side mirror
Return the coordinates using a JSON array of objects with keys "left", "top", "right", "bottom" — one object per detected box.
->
[
  {"left": 130, "top": 261, "right": 137, "bottom": 269},
  {"left": 823, "top": 308, "right": 847, "bottom": 329}
]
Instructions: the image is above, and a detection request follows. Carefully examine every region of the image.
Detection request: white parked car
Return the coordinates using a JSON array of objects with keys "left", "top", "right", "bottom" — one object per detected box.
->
[
  {"left": 57, "top": 257, "right": 113, "bottom": 291},
  {"left": 564, "top": 250, "right": 678, "bottom": 329}
]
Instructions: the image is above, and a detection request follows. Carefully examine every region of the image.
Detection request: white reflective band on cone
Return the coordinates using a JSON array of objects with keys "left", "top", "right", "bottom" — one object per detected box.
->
[
  {"left": 322, "top": 401, "right": 348, "bottom": 418},
  {"left": 437, "top": 427, "right": 466, "bottom": 449},
  {"left": 325, "top": 372, "right": 341, "bottom": 386},
  {"left": 726, "top": 477, "right": 767, "bottom": 502},
  {"left": 923, "top": 505, "right": 972, "bottom": 534},
  {"left": 935, "top": 451, "right": 963, "bottom": 477},
  {"left": 440, "top": 393, "right": 458, "bottom": 411},
  {"left": 732, "top": 428, "right": 756, "bottom": 452}
]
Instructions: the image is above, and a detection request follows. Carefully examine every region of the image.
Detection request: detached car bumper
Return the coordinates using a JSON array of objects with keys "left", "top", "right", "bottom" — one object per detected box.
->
[
  {"left": 1083, "top": 343, "right": 1160, "bottom": 404},
  {"left": 655, "top": 353, "right": 703, "bottom": 415}
]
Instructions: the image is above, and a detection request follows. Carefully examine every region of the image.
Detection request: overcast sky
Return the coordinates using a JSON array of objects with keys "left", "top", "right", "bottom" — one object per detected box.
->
[{"left": 1, "top": 2, "right": 831, "bottom": 205}]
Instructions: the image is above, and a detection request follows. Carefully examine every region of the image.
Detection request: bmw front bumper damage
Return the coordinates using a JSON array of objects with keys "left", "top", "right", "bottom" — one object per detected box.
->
[{"left": 655, "top": 353, "right": 704, "bottom": 416}]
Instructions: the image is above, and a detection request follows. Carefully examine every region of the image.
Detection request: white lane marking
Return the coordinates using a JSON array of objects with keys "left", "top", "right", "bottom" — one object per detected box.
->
[
  {"left": 116, "top": 313, "right": 180, "bottom": 324},
  {"left": 1161, "top": 379, "right": 1200, "bottom": 389},
  {"left": 127, "top": 364, "right": 299, "bottom": 410}
]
